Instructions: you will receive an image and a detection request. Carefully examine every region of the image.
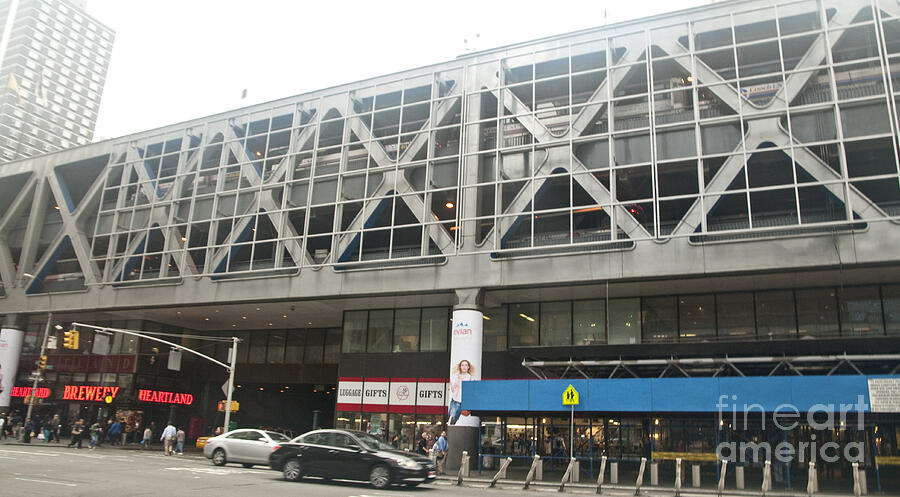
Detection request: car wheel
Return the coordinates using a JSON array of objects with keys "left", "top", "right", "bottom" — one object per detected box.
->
[
  {"left": 369, "top": 464, "right": 391, "bottom": 489},
  {"left": 212, "top": 448, "right": 226, "bottom": 466},
  {"left": 283, "top": 458, "right": 302, "bottom": 482},
  {"left": 242, "top": 463, "right": 254, "bottom": 468}
]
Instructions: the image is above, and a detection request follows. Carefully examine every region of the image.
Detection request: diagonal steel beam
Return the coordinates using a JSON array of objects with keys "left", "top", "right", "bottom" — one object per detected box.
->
[{"left": 0, "top": 174, "right": 37, "bottom": 287}]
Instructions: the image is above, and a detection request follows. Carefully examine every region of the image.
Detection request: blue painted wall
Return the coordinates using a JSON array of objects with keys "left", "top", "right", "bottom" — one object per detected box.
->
[{"left": 461, "top": 376, "right": 887, "bottom": 413}]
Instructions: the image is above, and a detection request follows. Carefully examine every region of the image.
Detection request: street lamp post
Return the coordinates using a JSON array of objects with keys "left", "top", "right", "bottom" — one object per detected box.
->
[{"left": 25, "top": 311, "right": 50, "bottom": 420}]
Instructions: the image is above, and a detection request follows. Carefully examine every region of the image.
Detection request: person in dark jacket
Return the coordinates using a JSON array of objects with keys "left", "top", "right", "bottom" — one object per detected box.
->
[
  {"left": 67, "top": 419, "right": 85, "bottom": 449},
  {"left": 23, "top": 418, "right": 33, "bottom": 443}
]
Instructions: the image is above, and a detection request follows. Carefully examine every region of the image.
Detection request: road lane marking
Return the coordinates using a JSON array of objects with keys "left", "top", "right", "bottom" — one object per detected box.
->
[
  {"left": 15, "top": 477, "right": 77, "bottom": 487},
  {"left": 0, "top": 449, "right": 59, "bottom": 457},
  {"left": 164, "top": 466, "right": 268, "bottom": 475}
]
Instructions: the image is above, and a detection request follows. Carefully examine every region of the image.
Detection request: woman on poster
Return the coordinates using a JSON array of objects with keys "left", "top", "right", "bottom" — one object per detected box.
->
[{"left": 448, "top": 359, "right": 474, "bottom": 425}]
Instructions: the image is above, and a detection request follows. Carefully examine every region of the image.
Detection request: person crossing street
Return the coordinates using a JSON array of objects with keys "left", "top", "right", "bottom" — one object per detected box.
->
[{"left": 160, "top": 422, "right": 176, "bottom": 456}]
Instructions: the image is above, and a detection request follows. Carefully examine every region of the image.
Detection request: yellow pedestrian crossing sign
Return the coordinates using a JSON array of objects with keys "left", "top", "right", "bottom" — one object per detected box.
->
[{"left": 562, "top": 384, "right": 579, "bottom": 405}]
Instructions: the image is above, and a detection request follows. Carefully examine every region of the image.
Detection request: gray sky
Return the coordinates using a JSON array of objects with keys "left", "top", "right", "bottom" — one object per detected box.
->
[{"left": 86, "top": 0, "right": 710, "bottom": 140}]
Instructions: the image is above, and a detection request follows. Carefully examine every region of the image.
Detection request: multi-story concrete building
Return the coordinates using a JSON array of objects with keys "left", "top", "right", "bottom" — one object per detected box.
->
[
  {"left": 0, "top": 0, "right": 114, "bottom": 161},
  {"left": 0, "top": 0, "right": 898, "bottom": 490}
]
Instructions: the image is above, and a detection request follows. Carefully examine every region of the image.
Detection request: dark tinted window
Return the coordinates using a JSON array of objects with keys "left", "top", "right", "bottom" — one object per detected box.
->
[{"left": 300, "top": 432, "right": 329, "bottom": 445}]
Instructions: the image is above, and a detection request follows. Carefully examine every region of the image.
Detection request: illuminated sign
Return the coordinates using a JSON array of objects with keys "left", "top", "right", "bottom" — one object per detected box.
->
[
  {"left": 138, "top": 389, "right": 193, "bottom": 405},
  {"left": 11, "top": 386, "right": 50, "bottom": 398},
  {"left": 62, "top": 385, "right": 120, "bottom": 402}
]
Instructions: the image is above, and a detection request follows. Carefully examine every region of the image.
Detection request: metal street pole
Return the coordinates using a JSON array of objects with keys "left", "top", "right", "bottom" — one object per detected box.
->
[
  {"left": 25, "top": 311, "right": 50, "bottom": 420},
  {"left": 223, "top": 336, "right": 238, "bottom": 432}
]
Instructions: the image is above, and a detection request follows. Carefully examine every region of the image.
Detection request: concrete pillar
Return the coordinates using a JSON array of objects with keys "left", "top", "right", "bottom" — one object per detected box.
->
[
  {"left": 449, "top": 288, "right": 483, "bottom": 428},
  {"left": 650, "top": 462, "right": 659, "bottom": 485},
  {"left": 0, "top": 314, "right": 26, "bottom": 416},
  {"left": 692, "top": 464, "right": 701, "bottom": 488},
  {"left": 736, "top": 465, "right": 745, "bottom": 489},
  {"left": 445, "top": 425, "right": 478, "bottom": 472},
  {"left": 611, "top": 461, "right": 619, "bottom": 484}
]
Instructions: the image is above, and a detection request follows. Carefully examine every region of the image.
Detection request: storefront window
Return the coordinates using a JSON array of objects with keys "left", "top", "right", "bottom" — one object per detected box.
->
[
  {"left": 483, "top": 305, "right": 508, "bottom": 351},
  {"left": 540, "top": 301, "right": 572, "bottom": 346},
  {"left": 324, "top": 328, "right": 341, "bottom": 363},
  {"left": 608, "top": 298, "right": 640, "bottom": 344},
  {"left": 335, "top": 411, "right": 358, "bottom": 430},
  {"left": 839, "top": 286, "right": 884, "bottom": 335},
  {"left": 362, "top": 412, "right": 388, "bottom": 437},
  {"left": 756, "top": 290, "right": 796, "bottom": 337},
  {"left": 342, "top": 310, "right": 368, "bottom": 353},
  {"left": 574, "top": 300, "right": 606, "bottom": 345},
  {"left": 884, "top": 285, "right": 900, "bottom": 335},
  {"left": 509, "top": 303, "right": 539, "bottom": 346},
  {"left": 420, "top": 307, "right": 449, "bottom": 352},
  {"left": 679, "top": 294, "right": 716, "bottom": 340},
  {"left": 304, "top": 329, "right": 324, "bottom": 364},
  {"left": 248, "top": 331, "right": 266, "bottom": 363},
  {"left": 717, "top": 292, "right": 755, "bottom": 338},
  {"left": 796, "top": 287, "right": 839, "bottom": 337},
  {"left": 642, "top": 297, "right": 677, "bottom": 342},
  {"left": 267, "top": 332, "right": 285, "bottom": 364},
  {"left": 367, "top": 310, "right": 393, "bottom": 353},
  {"left": 393, "top": 309, "right": 420, "bottom": 352},
  {"left": 285, "top": 332, "right": 304, "bottom": 364}
]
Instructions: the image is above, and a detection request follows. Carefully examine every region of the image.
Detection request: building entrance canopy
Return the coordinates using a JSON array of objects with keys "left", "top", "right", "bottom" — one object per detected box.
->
[{"left": 462, "top": 376, "right": 900, "bottom": 413}]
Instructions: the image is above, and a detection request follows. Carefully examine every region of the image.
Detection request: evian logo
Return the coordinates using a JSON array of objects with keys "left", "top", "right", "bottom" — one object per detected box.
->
[
  {"left": 453, "top": 321, "right": 472, "bottom": 336},
  {"left": 0, "top": 337, "right": 8, "bottom": 349}
]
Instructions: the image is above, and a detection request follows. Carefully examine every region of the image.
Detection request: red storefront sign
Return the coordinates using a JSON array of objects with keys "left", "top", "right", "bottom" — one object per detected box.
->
[
  {"left": 40, "top": 354, "right": 136, "bottom": 374},
  {"left": 62, "top": 385, "right": 120, "bottom": 402},
  {"left": 138, "top": 389, "right": 193, "bottom": 405},
  {"left": 11, "top": 386, "right": 50, "bottom": 398}
]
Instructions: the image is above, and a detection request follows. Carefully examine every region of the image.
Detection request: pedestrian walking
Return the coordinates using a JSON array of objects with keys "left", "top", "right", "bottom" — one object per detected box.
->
[
  {"left": 175, "top": 427, "right": 185, "bottom": 455},
  {"left": 160, "top": 422, "right": 176, "bottom": 456},
  {"left": 23, "top": 417, "right": 33, "bottom": 444},
  {"left": 141, "top": 425, "right": 152, "bottom": 449},
  {"left": 108, "top": 419, "right": 122, "bottom": 445},
  {"left": 417, "top": 431, "right": 429, "bottom": 456},
  {"left": 89, "top": 421, "right": 101, "bottom": 450},
  {"left": 435, "top": 431, "right": 449, "bottom": 474},
  {"left": 67, "top": 419, "right": 85, "bottom": 449}
]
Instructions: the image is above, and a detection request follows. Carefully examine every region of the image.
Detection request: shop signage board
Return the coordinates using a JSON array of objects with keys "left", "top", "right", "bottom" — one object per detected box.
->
[
  {"left": 416, "top": 378, "right": 447, "bottom": 414},
  {"left": 362, "top": 377, "right": 389, "bottom": 412},
  {"left": 11, "top": 386, "right": 50, "bottom": 398},
  {"left": 62, "top": 385, "right": 120, "bottom": 402},
  {"left": 336, "top": 377, "right": 363, "bottom": 411},
  {"left": 868, "top": 378, "right": 900, "bottom": 412},
  {"left": 138, "top": 389, "right": 193, "bottom": 405},
  {"left": 388, "top": 378, "right": 416, "bottom": 413}
]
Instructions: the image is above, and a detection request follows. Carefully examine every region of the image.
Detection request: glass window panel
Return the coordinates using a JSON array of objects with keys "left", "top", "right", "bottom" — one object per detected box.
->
[
  {"left": 393, "top": 309, "right": 420, "bottom": 352},
  {"left": 304, "top": 329, "right": 325, "bottom": 364},
  {"left": 285, "top": 332, "right": 304, "bottom": 364},
  {"left": 367, "top": 310, "right": 393, "bottom": 353},
  {"left": 839, "top": 286, "right": 884, "bottom": 336},
  {"left": 608, "top": 298, "right": 640, "bottom": 344},
  {"left": 716, "top": 292, "right": 755, "bottom": 338},
  {"left": 642, "top": 296, "right": 677, "bottom": 342},
  {"left": 509, "top": 303, "right": 539, "bottom": 346},
  {"left": 267, "top": 332, "right": 285, "bottom": 364},
  {"left": 483, "top": 305, "right": 508, "bottom": 351},
  {"left": 756, "top": 290, "right": 796, "bottom": 337},
  {"left": 679, "top": 295, "right": 716, "bottom": 340},
  {"left": 342, "top": 310, "right": 367, "bottom": 353},
  {"left": 796, "top": 288, "right": 839, "bottom": 337},
  {"left": 248, "top": 331, "right": 266, "bottom": 364},
  {"left": 574, "top": 300, "right": 606, "bottom": 345},
  {"left": 883, "top": 285, "right": 900, "bottom": 335},
  {"left": 420, "top": 307, "right": 448, "bottom": 352},
  {"left": 324, "top": 328, "right": 342, "bottom": 364},
  {"left": 840, "top": 102, "right": 891, "bottom": 138},
  {"left": 540, "top": 302, "right": 572, "bottom": 346}
]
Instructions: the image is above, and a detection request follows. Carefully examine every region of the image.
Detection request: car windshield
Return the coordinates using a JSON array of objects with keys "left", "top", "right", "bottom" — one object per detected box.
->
[
  {"left": 266, "top": 431, "right": 290, "bottom": 442},
  {"left": 354, "top": 432, "right": 396, "bottom": 451}
]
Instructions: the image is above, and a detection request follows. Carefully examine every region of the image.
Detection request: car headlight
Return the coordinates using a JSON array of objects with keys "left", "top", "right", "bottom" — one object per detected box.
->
[{"left": 392, "top": 457, "right": 420, "bottom": 470}]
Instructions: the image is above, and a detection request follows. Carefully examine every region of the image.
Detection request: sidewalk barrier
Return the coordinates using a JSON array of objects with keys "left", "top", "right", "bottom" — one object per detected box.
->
[
  {"left": 718, "top": 460, "right": 728, "bottom": 496},
  {"left": 762, "top": 460, "right": 772, "bottom": 497},
  {"left": 596, "top": 455, "right": 607, "bottom": 494},
  {"left": 490, "top": 457, "right": 512, "bottom": 488},
  {"left": 807, "top": 462, "right": 817, "bottom": 497},
  {"left": 457, "top": 451, "right": 469, "bottom": 486},
  {"left": 692, "top": 463, "right": 701, "bottom": 488},
  {"left": 523, "top": 454, "right": 541, "bottom": 490},
  {"left": 858, "top": 467, "right": 867, "bottom": 495},
  {"left": 852, "top": 462, "right": 861, "bottom": 497},
  {"left": 675, "top": 458, "right": 683, "bottom": 497},
  {"left": 611, "top": 461, "right": 619, "bottom": 484},
  {"left": 634, "top": 457, "right": 647, "bottom": 496},
  {"left": 650, "top": 461, "right": 659, "bottom": 486},
  {"left": 558, "top": 457, "right": 577, "bottom": 493},
  {"left": 736, "top": 465, "right": 745, "bottom": 489}
]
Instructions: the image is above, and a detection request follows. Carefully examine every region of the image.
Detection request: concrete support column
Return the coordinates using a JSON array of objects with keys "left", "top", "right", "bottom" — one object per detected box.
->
[
  {"left": 446, "top": 288, "right": 483, "bottom": 472},
  {"left": 0, "top": 314, "right": 26, "bottom": 416},
  {"left": 445, "top": 425, "right": 478, "bottom": 472}
]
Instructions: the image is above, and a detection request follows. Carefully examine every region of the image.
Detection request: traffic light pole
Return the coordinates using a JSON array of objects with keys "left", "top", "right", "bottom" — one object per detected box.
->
[
  {"left": 223, "top": 336, "right": 238, "bottom": 432},
  {"left": 25, "top": 312, "right": 51, "bottom": 420}
]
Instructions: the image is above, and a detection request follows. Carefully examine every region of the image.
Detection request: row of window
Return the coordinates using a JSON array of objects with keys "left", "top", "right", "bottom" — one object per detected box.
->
[{"left": 342, "top": 307, "right": 450, "bottom": 353}]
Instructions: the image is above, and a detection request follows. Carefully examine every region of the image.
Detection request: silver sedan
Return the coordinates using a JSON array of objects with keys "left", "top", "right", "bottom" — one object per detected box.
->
[{"left": 203, "top": 429, "right": 291, "bottom": 468}]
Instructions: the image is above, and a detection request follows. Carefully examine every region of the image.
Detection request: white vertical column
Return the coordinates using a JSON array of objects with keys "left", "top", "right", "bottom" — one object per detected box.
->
[
  {"left": 0, "top": 326, "right": 25, "bottom": 412},
  {"left": 449, "top": 307, "right": 483, "bottom": 427}
]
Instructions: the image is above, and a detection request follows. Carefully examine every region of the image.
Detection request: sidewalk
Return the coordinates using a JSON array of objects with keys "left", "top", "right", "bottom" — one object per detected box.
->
[{"left": 0, "top": 437, "right": 204, "bottom": 455}]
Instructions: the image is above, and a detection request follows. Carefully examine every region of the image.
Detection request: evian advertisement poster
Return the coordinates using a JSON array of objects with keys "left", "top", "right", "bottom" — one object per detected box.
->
[
  {"left": 0, "top": 327, "right": 24, "bottom": 410},
  {"left": 449, "top": 309, "right": 482, "bottom": 427}
]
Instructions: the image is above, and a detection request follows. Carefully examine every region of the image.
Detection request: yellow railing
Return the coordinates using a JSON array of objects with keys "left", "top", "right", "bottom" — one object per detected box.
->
[{"left": 651, "top": 451, "right": 719, "bottom": 462}]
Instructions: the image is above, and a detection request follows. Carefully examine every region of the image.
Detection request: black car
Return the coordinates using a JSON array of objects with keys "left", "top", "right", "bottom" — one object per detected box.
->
[{"left": 269, "top": 429, "right": 436, "bottom": 488}]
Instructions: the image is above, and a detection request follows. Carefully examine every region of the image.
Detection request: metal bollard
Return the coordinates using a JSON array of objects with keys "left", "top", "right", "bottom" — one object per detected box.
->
[
  {"left": 490, "top": 457, "right": 512, "bottom": 488},
  {"left": 692, "top": 464, "right": 701, "bottom": 488},
  {"left": 675, "top": 458, "right": 683, "bottom": 497},
  {"left": 634, "top": 457, "right": 647, "bottom": 496},
  {"left": 852, "top": 462, "right": 861, "bottom": 497},
  {"left": 596, "top": 455, "right": 607, "bottom": 494},
  {"left": 718, "top": 460, "right": 728, "bottom": 496},
  {"left": 457, "top": 451, "right": 469, "bottom": 486},
  {"left": 807, "top": 462, "right": 817, "bottom": 497},
  {"left": 736, "top": 465, "right": 745, "bottom": 489},
  {"left": 558, "top": 457, "right": 577, "bottom": 493},
  {"left": 858, "top": 467, "right": 867, "bottom": 495},
  {"left": 523, "top": 454, "right": 541, "bottom": 490},
  {"left": 762, "top": 460, "right": 772, "bottom": 497},
  {"left": 610, "top": 461, "right": 619, "bottom": 484},
  {"left": 650, "top": 462, "right": 659, "bottom": 486}
]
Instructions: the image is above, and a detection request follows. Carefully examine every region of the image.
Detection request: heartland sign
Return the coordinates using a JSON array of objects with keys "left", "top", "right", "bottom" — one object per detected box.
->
[
  {"left": 62, "top": 385, "right": 120, "bottom": 403},
  {"left": 138, "top": 389, "right": 194, "bottom": 405}
]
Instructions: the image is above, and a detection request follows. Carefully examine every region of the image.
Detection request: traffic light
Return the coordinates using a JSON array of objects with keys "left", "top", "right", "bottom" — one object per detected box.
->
[
  {"left": 62, "top": 329, "right": 79, "bottom": 349},
  {"left": 39, "top": 355, "right": 47, "bottom": 369}
]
